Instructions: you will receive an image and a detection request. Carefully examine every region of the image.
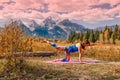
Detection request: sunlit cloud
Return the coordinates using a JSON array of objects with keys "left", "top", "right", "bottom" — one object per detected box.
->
[{"left": 0, "top": 0, "right": 120, "bottom": 27}]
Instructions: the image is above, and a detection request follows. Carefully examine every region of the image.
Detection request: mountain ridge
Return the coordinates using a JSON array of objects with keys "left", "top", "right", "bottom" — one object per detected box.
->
[{"left": 12, "top": 18, "right": 89, "bottom": 38}]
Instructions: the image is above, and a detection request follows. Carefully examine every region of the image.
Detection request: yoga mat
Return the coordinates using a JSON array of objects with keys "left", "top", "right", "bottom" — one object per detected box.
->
[{"left": 45, "top": 59, "right": 96, "bottom": 64}]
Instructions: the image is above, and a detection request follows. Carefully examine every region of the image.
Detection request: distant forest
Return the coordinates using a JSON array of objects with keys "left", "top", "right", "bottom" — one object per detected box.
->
[{"left": 68, "top": 25, "right": 120, "bottom": 44}]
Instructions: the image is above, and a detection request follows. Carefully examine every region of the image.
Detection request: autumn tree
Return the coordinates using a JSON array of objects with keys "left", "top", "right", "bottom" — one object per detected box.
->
[
  {"left": 99, "top": 32, "right": 105, "bottom": 43},
  {"left": 0, "top": 25, "right": 24, "bottom": 56},
  {"left": 0, "top": 20, "right": 33, "bottom": 77},
  {"left": 104, "top": 27, "right": 111, "bottom": 43}
]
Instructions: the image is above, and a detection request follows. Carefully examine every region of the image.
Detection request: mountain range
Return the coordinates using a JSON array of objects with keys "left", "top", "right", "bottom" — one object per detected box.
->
[{"left": 11, "top": 17, "right": 89, "bottom": 38}]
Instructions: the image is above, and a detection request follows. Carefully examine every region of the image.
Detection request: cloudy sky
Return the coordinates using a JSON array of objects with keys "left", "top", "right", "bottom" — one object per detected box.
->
[{"left": 0, "top": 0, "right": 120, "bottom": 29}]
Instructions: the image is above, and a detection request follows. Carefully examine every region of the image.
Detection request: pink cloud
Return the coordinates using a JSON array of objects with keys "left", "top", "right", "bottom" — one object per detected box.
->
[
  {"left": 47, "top": 0, "right": 90, "bottom": 12},
  {"left": 99, "top": 0, "right": 120, "bottom": 6},
  {"left": 106, "top": 5, "right": 120, "bottom": 15},
  {"left": 11, "top": 0, "right": 42, "bottom": 9},
  {"left": 0, "top": 0, "right": 10, "bottom": 3},
  {"left": 0, "top": 0, "right": 120, "bottom": 24}
]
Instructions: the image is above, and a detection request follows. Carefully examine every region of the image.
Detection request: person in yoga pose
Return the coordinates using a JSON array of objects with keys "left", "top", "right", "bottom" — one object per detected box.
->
[{"left": 45, "top": 40, "right": 93, "bottom": 63}]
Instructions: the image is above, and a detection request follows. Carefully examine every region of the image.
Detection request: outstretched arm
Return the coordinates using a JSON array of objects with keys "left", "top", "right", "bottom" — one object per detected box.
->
[
  {"left": 78, "top": 46, "right": 82, "bottom": 63},
  {"left": 89, "top": 43, "right": 97, "bottom": 46}
]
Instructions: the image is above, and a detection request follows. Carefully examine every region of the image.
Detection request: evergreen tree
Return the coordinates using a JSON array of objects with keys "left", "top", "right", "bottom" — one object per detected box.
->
[
  {"left": 83, "top": 30, "right": 90, "bottom": 40},
  {"left": 102, "top": 32, "right": 105, "bottom": 43},
  {"left": 68, "top": 31, "right": 76, "bottom": 43},
  {"left": 89, "top": 30, "right": 95, "bottom": 43},
  {"left": 94, "top": 30, "right": 100, "bottom": 42},
  {"left": 114, "top": 24, "right": 119, "bottom": 39},
  {"left": 112, "top": 32, "right": 116, "bottom": 44},
  {"left": 118, "top": 30, "right": 120, "bottom": 40},
  {"left": 75, "top": 33, "right": 80, "bottom": 40},
  {"left": 104, "top": 25, "right": 108, "bottom": 31},
  {"left": 80, "top": 32, "right": 83, "bottom": 41},
  {"left": 108, "top": 28, "right": 113, "bottom": 39}
]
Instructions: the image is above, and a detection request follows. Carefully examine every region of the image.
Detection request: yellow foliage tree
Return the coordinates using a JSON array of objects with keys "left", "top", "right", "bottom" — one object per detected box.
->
[
  {"left": 104, "top": 29, "right": 110, "bottom": 43},
  {"left": 99, "top": 33, "right": 104, "bottom": 43},
  {"left": 0, "top": 21, "right": 34, "bottom": 76},
  {"left": 0, "top": 25, "right": 33, "bottom": 57},
  {"left": 0, "top": 25, "right": 23, "bottom": 56}
]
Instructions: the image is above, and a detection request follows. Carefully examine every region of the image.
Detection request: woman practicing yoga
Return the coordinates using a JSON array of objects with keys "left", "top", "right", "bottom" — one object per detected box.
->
[{"left": 45, "top": 40, "right": 93, "bottom": 63}]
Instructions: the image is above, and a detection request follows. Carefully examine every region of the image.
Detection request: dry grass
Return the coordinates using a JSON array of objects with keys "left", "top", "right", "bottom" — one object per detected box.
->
[
  {"left": 1, "top": 39, "right": 120, "bottom": 80},
  {"left": 83, "top": 44, "right": 120, "bottom": 61},
  {"left": 32, "top": 42, "right": 57, "bottom": 52},
  {"left": 24, "top": 57, "right": 120, "bottom": 80},
  {"left": 32, "top": 40, "right": 120, "bottom": 61},
  {"left": 0, "top": 55, "right": 120, "bottom": 80}
]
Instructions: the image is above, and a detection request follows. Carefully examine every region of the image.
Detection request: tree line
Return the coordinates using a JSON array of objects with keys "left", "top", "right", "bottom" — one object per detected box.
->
[{"left": 68, "top": 25, "right": 120, "bottom": 44}]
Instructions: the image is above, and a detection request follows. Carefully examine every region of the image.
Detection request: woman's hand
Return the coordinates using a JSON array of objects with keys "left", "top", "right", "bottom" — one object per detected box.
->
[{"left": 79, "top": 60, "right": 82, "bottom": 63}]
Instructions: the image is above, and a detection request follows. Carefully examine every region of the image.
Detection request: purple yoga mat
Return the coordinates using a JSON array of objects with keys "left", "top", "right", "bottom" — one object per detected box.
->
[{"left": 45, "top": 60, "right": 96, "bottom": 64}]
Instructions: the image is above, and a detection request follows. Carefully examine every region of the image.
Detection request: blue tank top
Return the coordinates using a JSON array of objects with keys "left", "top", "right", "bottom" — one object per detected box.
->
[{"left": 67, "top": 45, "right": 78, "bottom": 53}]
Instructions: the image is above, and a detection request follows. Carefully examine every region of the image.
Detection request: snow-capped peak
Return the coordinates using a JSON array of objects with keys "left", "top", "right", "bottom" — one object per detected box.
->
[{"left": 21, "top": 19, "right": 40, "bottom": 31}]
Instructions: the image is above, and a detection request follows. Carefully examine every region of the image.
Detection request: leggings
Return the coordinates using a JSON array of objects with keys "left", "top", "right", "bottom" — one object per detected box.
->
[{"left": 50, "top": 43, "right": 70, "bottom": 61}]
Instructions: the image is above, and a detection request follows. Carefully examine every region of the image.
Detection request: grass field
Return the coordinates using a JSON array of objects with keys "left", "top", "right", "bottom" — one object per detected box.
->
[
  {"left": 1, "top": 56, "right": 120, "bottom": 80},
  {"left": 0, "top": 40, "right": 120, "bottom": 80},
  {"left": 21, "top": 57, "right": 120, "bottom": 80},
  {"left": 32, "top": 40, "right": 120, "bottom": 61},
  {"left": 30, "top": 41, "right": 120, "bottom": 80}
]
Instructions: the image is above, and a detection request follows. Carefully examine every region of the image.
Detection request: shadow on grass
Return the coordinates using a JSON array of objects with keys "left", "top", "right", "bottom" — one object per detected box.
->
[
  {"left": 0, "top": 60, "right": 75, "bottom": 80},
  {"left": 1, "top": 59, "right": 120, "bottom": 80}
]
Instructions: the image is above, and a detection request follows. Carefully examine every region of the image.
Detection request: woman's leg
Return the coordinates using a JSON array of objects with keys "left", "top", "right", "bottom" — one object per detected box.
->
[
  {"left": 49, "top": 42, "right": 70, "bottom": 62},
  {"left": 49, "top": 42, "right": 57, "bottom": 47},
  {"left": 61, "top": 51, "right": 70, "bottom": 62},
  {"left": 66, "top": 54, "right": 70, "bottom": 61},
  {"left": 56, "top": 46, "right": 67, "bottom": 51},
  {"left": 65, "top": 51, "right": 70, "bottom": 61},
  {"left": 49, "top": 42, "right": 67, "bottom": 51}
]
